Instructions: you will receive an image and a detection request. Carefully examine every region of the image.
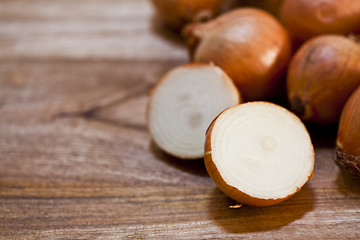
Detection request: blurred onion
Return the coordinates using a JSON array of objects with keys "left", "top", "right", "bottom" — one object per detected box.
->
[{"left": 280, "top": 0, "right": 360, "bottom": 46}]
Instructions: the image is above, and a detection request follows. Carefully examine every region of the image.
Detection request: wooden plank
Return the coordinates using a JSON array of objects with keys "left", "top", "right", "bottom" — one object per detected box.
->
[
  {"left": 0, "top": 0, "right": 187, "bottom": 61},
  {"left": 1, "top": 186, "right": 360, "bottom": 239},
  {"left": 1, "top": 0, "right": 360, "bottom": 239}
]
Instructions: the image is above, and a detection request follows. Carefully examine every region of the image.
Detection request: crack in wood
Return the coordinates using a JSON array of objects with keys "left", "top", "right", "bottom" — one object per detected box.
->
[
  {"left": 54, "top": 87, "right": 149, "bottom": 132},
  {"left": 88, "top": 116, "right": 147, "bottom": 132}
]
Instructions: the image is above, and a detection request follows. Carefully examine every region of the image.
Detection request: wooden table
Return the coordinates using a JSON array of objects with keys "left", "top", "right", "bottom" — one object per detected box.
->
[{"left": 1, "top": 0, "right": 359, "bottom": 239}]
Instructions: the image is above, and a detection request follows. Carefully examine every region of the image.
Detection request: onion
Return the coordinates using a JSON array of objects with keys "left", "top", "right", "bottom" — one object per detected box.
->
[
  {"left": 147, "top": 63, "right": 241, "bottom": 159},
  {"left": 280, "top": 0, "right": 360, "bottom": 46},
  {"left": 205, "top": 102, "right": 314, "bottom": 206},
  {"left": 287, "top": 35, "right": 360, "bottom": 125},
  {"left": 336, "top": 86, "right": 360, "bottom": 176},
  {"left": 151, "top": 0, "right": 231, "bottom": 30},
  {"left": 184, "top": 8, "right": 292, "bottom": 101}
]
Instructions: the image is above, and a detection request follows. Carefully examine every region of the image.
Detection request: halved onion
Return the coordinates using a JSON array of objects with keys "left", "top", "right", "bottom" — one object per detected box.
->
[
  {"left": 205, "top": 102, "right": 314, "bottom": 206},
  {"left": 147, "top": 63, "right": 241, "bottom": 159}
]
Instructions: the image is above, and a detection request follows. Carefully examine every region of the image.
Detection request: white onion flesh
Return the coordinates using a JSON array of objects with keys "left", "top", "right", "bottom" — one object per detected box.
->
[
  {"left": 148, "top": 64, "right": 241, "bottom": 159},
  {"left": 209, "top": 102, "right": 314, "bottom": 199}
]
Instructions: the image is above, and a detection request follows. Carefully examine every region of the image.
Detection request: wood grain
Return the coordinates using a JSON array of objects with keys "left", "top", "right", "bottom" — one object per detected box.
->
[{"left": 1, "top": 0, "right": 360, "bottom": 239}]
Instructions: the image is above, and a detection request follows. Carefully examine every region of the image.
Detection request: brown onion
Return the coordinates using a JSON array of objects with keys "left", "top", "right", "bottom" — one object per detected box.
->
[
  {"left": 336, "top": 86, "right": 360, "bottom": 176},
  {"left": 184, "top": 8, "right": 292, "bottom": 101},
  {"left": 287, "top": 35, "right": 360, "bottom": 125},
  {"left": 280, "top": 0, "right": 360, "bottom": 46},
  {"left": 151, "top": 0, "right": 231, "bottom": 30}
]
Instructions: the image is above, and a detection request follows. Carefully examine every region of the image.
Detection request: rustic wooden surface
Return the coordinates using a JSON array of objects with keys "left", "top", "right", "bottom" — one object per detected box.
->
[{"left": 1, "top": 0, "right": 359, "bottom": 239}]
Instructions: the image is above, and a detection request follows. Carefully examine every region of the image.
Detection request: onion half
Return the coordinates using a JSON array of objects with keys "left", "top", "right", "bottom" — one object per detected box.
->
[
  {"left": 147, "top": 63, "right": 241, "bottom": 159},
  {"left": 205, "top": 102, "right": 314, "bottom": 206}
]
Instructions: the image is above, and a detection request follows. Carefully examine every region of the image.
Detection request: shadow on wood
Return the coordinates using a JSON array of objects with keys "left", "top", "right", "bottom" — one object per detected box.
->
[
  {"left": 149, "top": 141, "right": 209, "bottom": 177},
  {"left": 335, "top": 170, "right": 360, "bottom": 196},
  {"left": 306, "top": 123, "right": 338, "bottom": 149},
  {"left": 208, "top": 184, "right": 314, "bottom": 233},
  {"left": 150, "top": 15, "right": 187, "bottom": 48}
]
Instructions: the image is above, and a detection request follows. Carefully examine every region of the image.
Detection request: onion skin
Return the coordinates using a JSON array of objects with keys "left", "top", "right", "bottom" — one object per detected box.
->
[
  {"left": 151, "top": 0, "right": 230, "bottom": 30},
  {"left": 280, "top": 0, "right": 360, "bottom": 46},
  {"left": 184, "top": 8, "right": 291, "bottom": 101},
  {"left": 204, "top": 102, "right": 314, "bottom": 207},
  {"left": 287, "top": 35, "right": 360, "bottom": 125},
  {"left": 336, "top": 86, "right": 360, "bottom": 176}
]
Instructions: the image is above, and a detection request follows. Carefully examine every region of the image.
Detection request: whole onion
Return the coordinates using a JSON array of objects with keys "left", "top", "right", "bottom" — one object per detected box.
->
[
  {"left": 336, "top": 86, "right": 360, "bottom": 176},
  {"left": 184, "top": 8, "right": 292, "bottom": 101},
  {"left": 280, "top": 0, "right": 360, "bottom": 46},
  {"left": 151, "top": 0, "right": 231, "bottom": 30},
  {"left": 287, "top": 35, "right": 360, "bottom": 124}
]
